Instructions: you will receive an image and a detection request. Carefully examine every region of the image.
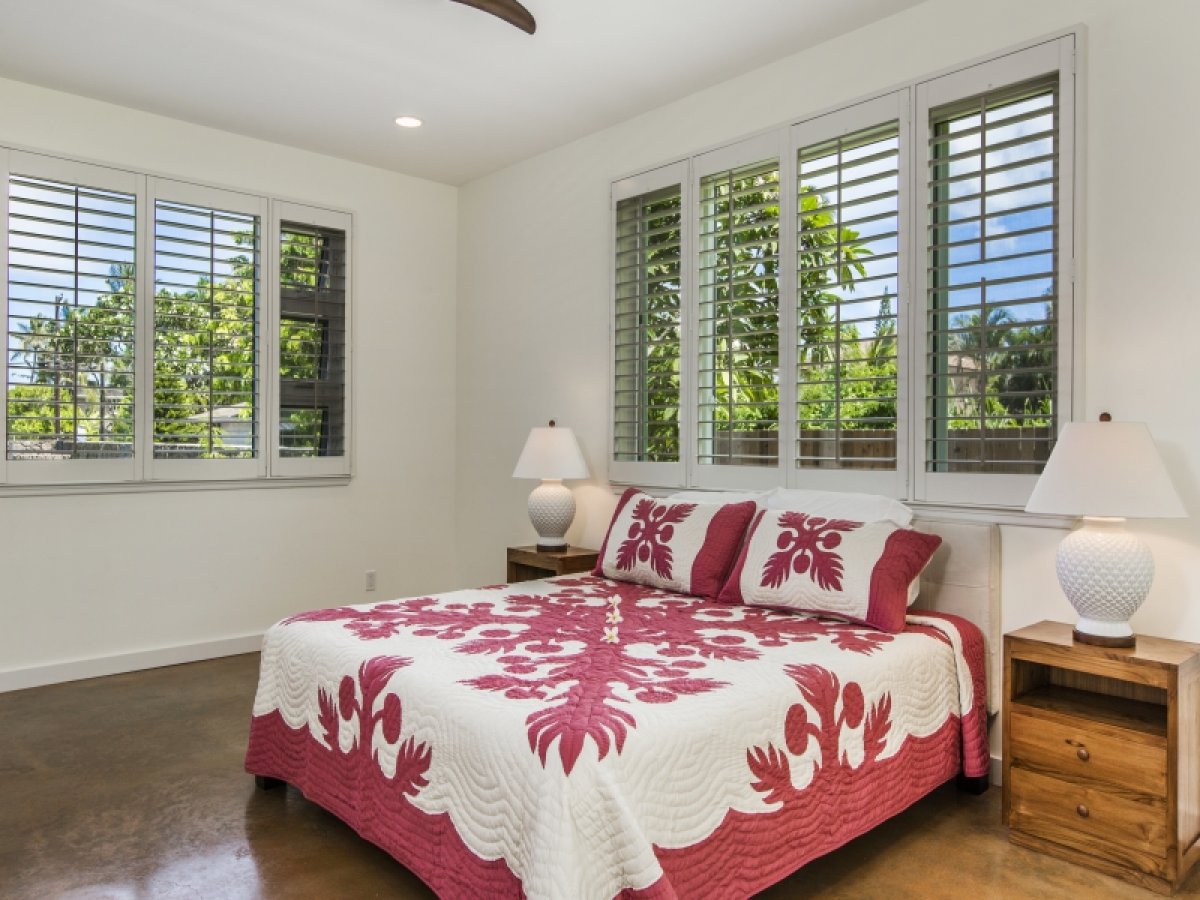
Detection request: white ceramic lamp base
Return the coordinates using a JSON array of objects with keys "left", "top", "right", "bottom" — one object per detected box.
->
[
  {"left": 527, "top": 479, "right": 575, "bottom": 551},
  {"left": 1055, "top": 517, "right": 1153, "bottom": 648}
]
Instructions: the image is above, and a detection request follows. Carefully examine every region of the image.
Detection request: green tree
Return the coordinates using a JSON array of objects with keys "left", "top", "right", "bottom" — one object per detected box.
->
[
  {"left": 7, "top": 266, "right": 135, "bottom": 457},
  {"left": 152, "top": 230, "right": 256, "bottom": 458}
]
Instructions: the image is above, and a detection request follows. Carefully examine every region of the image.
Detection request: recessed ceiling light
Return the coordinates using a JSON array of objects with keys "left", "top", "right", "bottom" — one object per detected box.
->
[{"left": 394, "top": 116, "right": 423, "bottom": 128}]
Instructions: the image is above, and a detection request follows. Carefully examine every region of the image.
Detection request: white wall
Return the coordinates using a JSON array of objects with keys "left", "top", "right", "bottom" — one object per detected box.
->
[
  {"left": 0, "top": 78, "right": 460, "bottom": 688},
  {"left": 456, "top": 0, "right": 1200, "bottom": 648}
]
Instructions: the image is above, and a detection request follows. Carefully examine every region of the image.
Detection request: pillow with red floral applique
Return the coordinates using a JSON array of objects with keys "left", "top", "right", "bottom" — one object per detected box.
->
[
  {"left": 717, "top": 508, "right": 941, "bottom": 633},
  {"left": 592, "top": 488, "right": 757, "bottom": 598}
]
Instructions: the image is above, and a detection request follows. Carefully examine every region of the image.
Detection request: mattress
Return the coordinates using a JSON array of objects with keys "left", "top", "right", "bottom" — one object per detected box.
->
[{"left": 246, "top": 573, "right": 988, "bottom": 898}]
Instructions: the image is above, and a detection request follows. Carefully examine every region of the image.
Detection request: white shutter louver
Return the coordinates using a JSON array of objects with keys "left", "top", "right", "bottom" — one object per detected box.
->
[
  {"left": 796, "top": 122, "right": 900, "bottom": 471},
  {"left": 613, "top": 185, "right": 682, "bottom": 463},
  {"left": 926, "top": 75, "right": 1059, "bottom": 474},
  {"left": 279, "top": 222, "right": 346, "bottom": 458},
  {"left": 697, "top": 158, "right": 780, "bottom": 468},
  {"left": 6, "top": 175, "right": 136, "bottom": 461},
  {"left": 153, "top": 200, "right": 259, "bottom": 459}
]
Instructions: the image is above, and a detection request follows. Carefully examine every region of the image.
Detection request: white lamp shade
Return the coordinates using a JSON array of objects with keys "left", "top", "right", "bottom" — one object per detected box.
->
[
  {"left": 512, "top": 425, "right": 589, "bottom": 480},
  {"left": 1025, "top": 421, "right": 1185, "bottom": 519}
]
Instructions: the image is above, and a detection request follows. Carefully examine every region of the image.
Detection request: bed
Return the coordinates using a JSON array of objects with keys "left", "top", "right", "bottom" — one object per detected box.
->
[{"left": 245, "top": 512, "right": 996, "bottom": 899}]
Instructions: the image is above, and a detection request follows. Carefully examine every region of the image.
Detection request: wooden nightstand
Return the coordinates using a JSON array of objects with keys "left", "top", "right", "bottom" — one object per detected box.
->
[
  {"left": 1004, "top": 621, "right": 1200, "bottom": 894},
  {"left": 506, "top": 546, "right": 598, "bottom": 583}
]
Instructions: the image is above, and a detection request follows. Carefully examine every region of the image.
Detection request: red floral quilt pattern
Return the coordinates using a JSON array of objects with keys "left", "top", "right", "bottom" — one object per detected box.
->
[{"left": 247, "top": 576, "right": 987, "bottom": 900}]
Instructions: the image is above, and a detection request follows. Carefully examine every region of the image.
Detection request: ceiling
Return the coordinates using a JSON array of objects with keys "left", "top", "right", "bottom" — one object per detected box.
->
[{"left": 0, "top": 0, "right": 926, "bottom": 185}]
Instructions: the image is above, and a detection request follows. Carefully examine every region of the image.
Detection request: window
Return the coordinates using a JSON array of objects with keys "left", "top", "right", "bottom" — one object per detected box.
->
[
  {"left": 696, "top": 156, "right": 781, "bottom": 470},
  {"left": 915, "top": 38, "right": 1074, "bottom": 505},
  {"left": 0, "top": 149, "right": 352, "bottom": 489},
  {"left": 612, "top": 183, "right": 682, "bottom": 466},
  {"left": 796, "top": 117, "right": 902, "bottom": 476},
  {"left": 610, "top": 162, "right": 687, "bottom": 487},
  {"left": 153, "top": 198, "right": 259, "bottom": 461},
  {"left": 275, "top": 204, "right": 350, "bottom": 475},
  {"left": 925, "top": 78, "right": 1059, "bottom": 473},
  {"left": 610, "top": 35, "right": 1075, "bottom": 507},
  {"left": 7, "top": 173, "right": 137, "bottom": 463}
]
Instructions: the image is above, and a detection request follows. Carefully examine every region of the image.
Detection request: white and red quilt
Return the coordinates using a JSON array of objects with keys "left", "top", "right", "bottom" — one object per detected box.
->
[{"left": 246, "top": 575, "right": 988, "bottom": 899}]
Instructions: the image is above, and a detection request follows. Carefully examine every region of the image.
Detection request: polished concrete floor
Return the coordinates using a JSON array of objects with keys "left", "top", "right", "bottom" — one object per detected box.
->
[{"left": 2, "top": 654, "right": 1198, "bottom": 899}]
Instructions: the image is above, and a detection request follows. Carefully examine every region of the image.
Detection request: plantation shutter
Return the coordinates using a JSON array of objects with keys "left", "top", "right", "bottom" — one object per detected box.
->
[
  {"left": 278, "top": 219, "right": 347, "bottom": 459},
  {"left": 2, "top": 152, "right": 143, "bottom": 485},
  {"left": 613, "top": 185, "right": 682, "bottom": 463},
  {"left": 796, "top": 121, "right": 901, "bottom": 472},
  {"left": 610, "top": 162, "right": 687, "bottom": 487},
  {"left": 915, "top": 36, "right": 1074, "bottom": 506},
  {"left": 151, "top": 187, "right": 261, "bottom": 469},
  {"left": 696, "top": 154, "right": 781, "bottom": 474},
  {"left": 926, "top": 75, "right": 1061, "bottom": 475},
  {"left": 7, "top": 173, "right": 137, "bottom": 462}
]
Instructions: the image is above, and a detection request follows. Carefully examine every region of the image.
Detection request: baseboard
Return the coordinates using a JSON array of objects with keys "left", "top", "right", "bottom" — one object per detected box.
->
[
  {"left": 990, "top": 754, "right": 1003, "bottom": 786},
  {"left": 0, "top": 632, "right": 264, "bottom": 693}
]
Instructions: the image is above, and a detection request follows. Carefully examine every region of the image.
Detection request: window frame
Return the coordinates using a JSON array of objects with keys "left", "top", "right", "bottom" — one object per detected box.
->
[
  {"left": 1, "top": 147, "right": 354, "bottom": 492},
  {"left": 145, "top": 177, "right": 268, "bottom": 483},
  {"left": 688, "top": 130, "right": 789, "bottom": 492},
  {"left": 608, "top": 160, "right": 691, "bottom": 489},
  {"left": 788, "top": 89, "right": 912, "bottom": 498},
  {"left": 608, "top": 32, "right": 1079, "bottom": 510},
  {"left": 270, "top": 201, "right": 352, "bottom": 479},
  {"left": 3, "top": 150, "right": 145, "bottom": 486},
  {"left": 911, "top": 37, "right": 1076, "bottom": 506}
]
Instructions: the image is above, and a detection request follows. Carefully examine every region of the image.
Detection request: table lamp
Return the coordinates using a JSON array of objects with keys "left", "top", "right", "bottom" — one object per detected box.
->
[
  {"left": 1025, "top": 415, "right": 1186, "bottom": 646},
  {"left": 512, "top": 420, "right": 590, "bottom": 551}
]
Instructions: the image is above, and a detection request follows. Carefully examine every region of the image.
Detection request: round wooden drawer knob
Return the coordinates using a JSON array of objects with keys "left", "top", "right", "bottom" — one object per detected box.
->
[
  {"left": 1077, "top": 747, "right": 1090, "bottom": 762},
  {"left": 1077, "top": 804, "right": 1090, "bottom": 818}
]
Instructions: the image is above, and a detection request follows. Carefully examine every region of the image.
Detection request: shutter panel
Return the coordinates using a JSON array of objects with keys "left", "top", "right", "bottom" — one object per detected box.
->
[
  {"left": 926, "top": 75, "right": 1059, "bottom": 474},
  {"left": 6, "top": 174, "right": 136, "bottom": 461},
  {"left": 796, "top": 121, "right": 900, "bottom": 471},
  {"left": 153, "top": 199, "right": 259, "bottom": 459},
  {"left": 278, "top": 221, "right": 347, "bottom": 458},
  {"left": 613, "top": 184, "right": 682, "bottom": 464},
  {"left": 697, "top": 157, "right": 780, "bottom": 468}
]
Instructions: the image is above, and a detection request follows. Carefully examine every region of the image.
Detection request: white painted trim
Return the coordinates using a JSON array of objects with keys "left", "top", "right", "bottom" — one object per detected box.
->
[
  {"left": 0, "top": 473, "right": 349, "bottom": 499},
  {"left": 0, "top": 631, "right": 264, "bottom": 693}
]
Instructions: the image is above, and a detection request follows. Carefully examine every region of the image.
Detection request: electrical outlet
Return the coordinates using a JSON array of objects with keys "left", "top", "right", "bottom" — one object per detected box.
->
[{"left": 365, "top": 569, "right": 377, "bottom": 592}]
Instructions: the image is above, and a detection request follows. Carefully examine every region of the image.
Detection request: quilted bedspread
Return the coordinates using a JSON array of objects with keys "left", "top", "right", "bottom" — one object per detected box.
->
[{"left": 245, "top": 575, "right": 988, "bottom": 899}]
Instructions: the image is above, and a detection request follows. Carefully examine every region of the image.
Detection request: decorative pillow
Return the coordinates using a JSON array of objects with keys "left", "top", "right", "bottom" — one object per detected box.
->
[
  {"left": 593, "top": 488, "right": 757, "bottom": 598},
  {"left": 765, "top": 488, "right": 913, "bottom": 527},
  {"left": 718, "top": 509, "right": 941, "bottom": 633}
]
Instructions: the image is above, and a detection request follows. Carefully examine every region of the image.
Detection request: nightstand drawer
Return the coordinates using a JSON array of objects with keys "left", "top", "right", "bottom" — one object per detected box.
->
[
  {"left": 1009, "top": 708, "right": 1167, "bottom": 798},
  {"left": 1009, "top": 765, "right": 1168, "bottom": 877}
]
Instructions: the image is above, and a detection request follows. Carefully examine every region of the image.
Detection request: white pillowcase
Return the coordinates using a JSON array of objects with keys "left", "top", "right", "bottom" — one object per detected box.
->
[
  {"left": 765, "top": 488, "right": 913, "bottom": 527},
  {"left": 666, "top": 487, "right": 921, "bottom": 600},
  {"left": 765, "top": 488, "right": 921, "bottom": 603}
]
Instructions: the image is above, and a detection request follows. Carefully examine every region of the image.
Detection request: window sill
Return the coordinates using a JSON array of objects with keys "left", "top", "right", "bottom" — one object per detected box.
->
[
  {"left": 609, "top": 483, "right": 1075, "bottom": 531},
  {"left": 0, "top": 474, "right": 350, "bottom": 499}
]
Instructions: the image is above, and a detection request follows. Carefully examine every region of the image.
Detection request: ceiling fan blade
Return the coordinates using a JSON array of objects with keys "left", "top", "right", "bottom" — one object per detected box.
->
[{"left": 450, "top": 0, "right": 536, "bottom": 34}]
